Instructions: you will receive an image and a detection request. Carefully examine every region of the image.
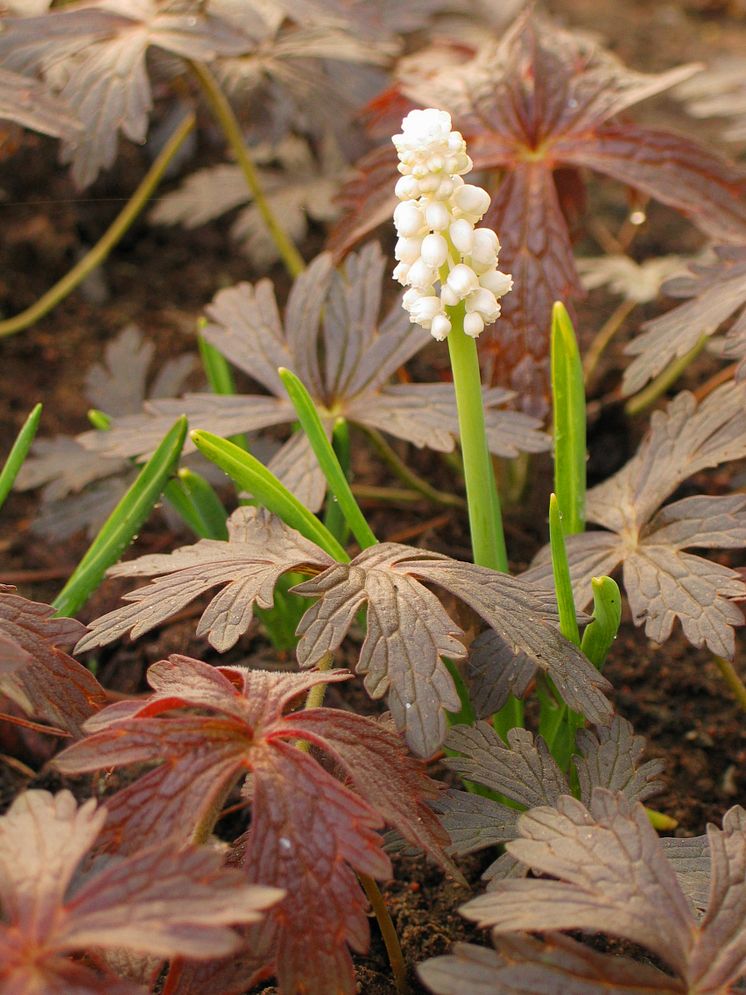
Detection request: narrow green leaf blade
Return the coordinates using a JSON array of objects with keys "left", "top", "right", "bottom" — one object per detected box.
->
[
  {"left": 191, "top": 429, "right": 347, "bottom": 562},
  {"left": 0, "top": 402, "right": 42, "bottom": 512},
  {"left": 87, "top": 408, "right": 112, "bottom": 431},
  {"left": 324, "top": 417, "right": 351, "bottom": 545},
  {"left": 580, "top": 576, "right": 622, "bottom": 669},
  {"left": 549, "top": 493, "right": 580, "bottom": 646},
  {"left": 551, "top": 301, "right": 586, "bottom": 535},
  {"left": 279, "top": 367, "right": 377, "bottom": 550},
  {"left": 172, "top": 467, "right": 229, "bottom": 540},
  {"left": 53, "top": 417, "right": 188, "bottom": 617}
]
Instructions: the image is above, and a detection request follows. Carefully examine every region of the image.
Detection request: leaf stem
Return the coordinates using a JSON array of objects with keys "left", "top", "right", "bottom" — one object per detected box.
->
[
  {"left": 712, "top": 655, "right": 746, "bottom": 713},
  {"left": 360, "top": 873, "right": 412, "bottom": 995},
  {"left": 189, "top": 60, "right": 305, "bottom": 280},
  {"left": 0, "top": 113, "right": 196, "bottom": 339},
  {"left": 624, "top": 335, "right": 708, "bottom": 416},
  {"left": 446, "top": 308, "right": 507, "bottom": 571},
  {"left": 583, "top": 298, "right": 636, "bottom": 386},
  {"left": 361, "top": 427, "right": 466, "bottom": 508}
]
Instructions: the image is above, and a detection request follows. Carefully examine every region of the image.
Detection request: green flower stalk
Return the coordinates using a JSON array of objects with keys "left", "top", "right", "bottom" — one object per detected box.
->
[{"left": 391, "top": 108, "right": 512, "bottom": 571}]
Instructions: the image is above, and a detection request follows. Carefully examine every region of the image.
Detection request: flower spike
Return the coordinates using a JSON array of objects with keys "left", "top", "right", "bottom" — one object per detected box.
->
[{"left": 392, "top": 108, "right": 512, "bottom": 340}]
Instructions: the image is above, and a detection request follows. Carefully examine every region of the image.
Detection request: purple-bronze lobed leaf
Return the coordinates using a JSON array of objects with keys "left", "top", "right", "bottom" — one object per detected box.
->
[
  {"left": 55, "top": 655, "right": 455, "bottom": 995},
  {"left": 81, "top": 245, "right": 548, "bottom": 509},
  {"left": 453, "top": 789, "right": 746, "bottom": 994},
  {"left": 438, "top": 717, "right": 663, "bottom": 886},
  {"left": 75, "top": 507, "right": 334, "bottom": 654},
  {"left": 623, "top": 246, "right": 746, "bottom": 395},
  {"left": 294, "top": 542, "right": 610, "bottom": 756},
  {"left": 0, "top": 789, "right": 281, "bottom": 995},
  {"left": 0, "top": 586, "right": 106, "bottom": 735},
  {"left": 0, "top": 0, "right": 251, "bottom": 187},
  {"left": 419, "top": 932, "right": 686, "bottom": 994}
]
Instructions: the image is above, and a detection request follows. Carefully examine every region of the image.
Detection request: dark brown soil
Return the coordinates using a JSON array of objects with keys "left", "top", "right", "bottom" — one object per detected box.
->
[{"left": 1, "top": 1, "right": 745, "bottom": 993}]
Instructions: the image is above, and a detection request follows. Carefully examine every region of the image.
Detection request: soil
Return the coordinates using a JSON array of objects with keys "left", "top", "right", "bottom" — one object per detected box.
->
[{"left": 1, "top": 1, "right": 746, "bottom": 993}]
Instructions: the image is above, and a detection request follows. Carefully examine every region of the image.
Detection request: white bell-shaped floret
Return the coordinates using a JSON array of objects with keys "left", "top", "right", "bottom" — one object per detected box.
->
[
  {"left": 395, "top": 236, "right": 423, "bottom": 264},
  {"left": 407, "top": 258, "right": 437, "bottom": 289},
  {"left": 407, "top": 293, "right": 442, "bottom": 326},
  {"left": 449, "top": 219, "right": 474, "bottom": 255},
  {"left": 446, "top": 263, "right": 480, "bottom": 300},
  {"left": 470, "top": 228, "right": 500, "bottom": 268},
  {"left": 452, "top": 184, "right": 491, "bottom": 222},
  {"left": 425, "top": 200, "right": 451, "bottom": 231},
  {"left": 463, "top": 312, "right": 485, "bottom": 337},
  {"left": 395, "top": 175, "right": 420, "bottom": 200},
  {"left": 430, "top": 313, "right": 452, "bottom": 340},
  {"left": 394, "top": 201, "right": 425, "bottom": 237},
  {"left": 480, "top": 269, "right": 513, "bottom": 298},
  {"left": 420, "top": 233, "right": 449, "bottom": 269},
  {"left": 466, "top": 287, "right": 500, "bottom": 323},
  {"left": 392, "top": 261, "right": 410, "bottom": 284}
]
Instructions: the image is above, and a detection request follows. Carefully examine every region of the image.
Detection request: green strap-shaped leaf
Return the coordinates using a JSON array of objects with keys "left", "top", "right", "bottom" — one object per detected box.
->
[
  {"left": 580, "top": 576, "right": 622, "bottom": 669},
  {"left": 87, "top": 408, "right": 112, "bottom": 431},
  {"left": 191, "top": 429, "right": 347, "bottom": 562},
  {"left": 324, "top": 417, "right": 351, "bottom": 545},
  {"left": 164, "top": 467, "right": 229, "bottom": 541},
  {"left": 171, "top": 467, "right": 229, "bottom": 540},
  {"left": 551, "top": 301, "right": 586, "bottom": 535},
  {"left": 53, "top": 417, "right": 188, "bottom": 617},
  {"left": 549, "top": 492, "right": 580, "bottom": 646},
  {"left": 279, "top": 367, "right": 377, "bottom": 550},
  {"left": 0, "top": 402, "right": 42, "bottom": 513}
]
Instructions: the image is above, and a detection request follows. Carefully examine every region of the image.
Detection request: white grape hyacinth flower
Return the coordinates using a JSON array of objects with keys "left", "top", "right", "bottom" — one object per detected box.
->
[{"left": 392, "top": 108, "right": 512, "bottom": 341}]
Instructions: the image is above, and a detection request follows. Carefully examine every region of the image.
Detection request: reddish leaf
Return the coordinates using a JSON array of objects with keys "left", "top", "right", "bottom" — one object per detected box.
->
[
  {"left": 330, "top": 10, "right": 746, "bottom": 411},
  {"left": 0, "top": 789, "right": 281, "bottom": 995},
  {"left": 56, "top": 655, "right": 456, "bottom": 995},
  {"left": 0, "top": 586, "right": 107, "bottom": 735}
]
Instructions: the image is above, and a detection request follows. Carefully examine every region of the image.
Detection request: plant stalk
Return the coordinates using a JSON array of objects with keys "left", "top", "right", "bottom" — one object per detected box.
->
[
  {"left": 360, "top": 873, "right": 412, "bottom": 995},
  {"left": 583, "top": 298, "right": 636, "bottom": 386},
  {"left": 625, "top": 335, "right": 708, "bottom": 416},
  {"left": 0, "top": 113, "right": 196, "bottom": 339},
  {"left": 189, "top": 60, "right": 305, "bottom": 280},
  {"left": 445, "top": 309, "right": 507, "bottom": 571},
  {"left": 712, "top": 656, "right": 746, "bottom": 713}
]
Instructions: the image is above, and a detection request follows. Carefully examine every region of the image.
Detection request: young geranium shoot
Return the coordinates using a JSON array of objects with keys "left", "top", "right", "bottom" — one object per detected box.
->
[
  {"left": 0, "top": 789, "right": 282, "bottom": 995},
  {"left": 393, "top": 108, "right": 512, "bottom": 572},
  {"left": 439, "top": 789, "right": 746, "bottom": 995},
  {"left": 74, "top": 507, "right": 612, "bottom": 757},
  {"left": 0, "top": 585, "right": 107, "bottom": 736},
  {"left": 78, "top": 245, "right": 546, "bottom": 513},
  {"left": 55, "top": 657, "right": 456, "bottom": 994},
  {"left": 525, "top": 381, "right": 746, "bottom": 659}
]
